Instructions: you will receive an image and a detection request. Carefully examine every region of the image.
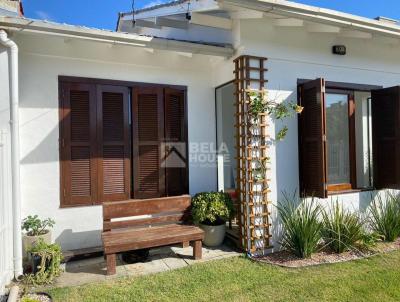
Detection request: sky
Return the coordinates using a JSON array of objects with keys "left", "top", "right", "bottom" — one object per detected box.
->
[{"left": 23, "top": 0, "right": 400, "bottom": 30}]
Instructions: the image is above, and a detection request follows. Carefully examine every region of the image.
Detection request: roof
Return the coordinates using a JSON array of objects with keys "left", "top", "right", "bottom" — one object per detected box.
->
[
  {"left": 0, "top": 15, "right": 234, "bottom": 57},
  {"left": 118, "top": 0, "right": 400, "bottom": 40}
]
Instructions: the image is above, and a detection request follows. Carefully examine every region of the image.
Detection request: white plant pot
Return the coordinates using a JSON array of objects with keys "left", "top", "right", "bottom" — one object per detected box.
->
[
  {"left": 22, "top": 231, "right": 52, "bottom": 258},
  {"left": 200, "top": 223, "right": 226, "bottom": 247}
]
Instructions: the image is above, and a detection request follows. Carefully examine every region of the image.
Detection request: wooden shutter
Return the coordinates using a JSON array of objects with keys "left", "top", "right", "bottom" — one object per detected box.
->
[
  {"left": 372, "top": 86, "right": 400, "bottom": 189},
  {"left": 60, "top": 82, "right": 97, "bottom": 206},
  {"left": 133, "top": 87, "right": 165, "bottom": 198},
  {"left": 298, "top": 78, "right": 327, "bottom": 198},
  {"left": 97, "top": 85, "right": 131, "bottom": 202},
  {"left": 164, "top": 88, "right": 188, "bottom": 196}
]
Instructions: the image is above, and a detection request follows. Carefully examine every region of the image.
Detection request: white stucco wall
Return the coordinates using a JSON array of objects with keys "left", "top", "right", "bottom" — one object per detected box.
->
[
  {"left": 237, "top": 18, "right": 400, "bottom": 248},
  {"left": 16, "top": 32, "right": 221, "bottom": 250},
  {"left": 0, "top": 45, "right": 14, "bottom": 295}
]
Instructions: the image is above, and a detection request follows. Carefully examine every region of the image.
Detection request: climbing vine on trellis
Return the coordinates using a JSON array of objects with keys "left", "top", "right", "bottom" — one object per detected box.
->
[{"left": 234, "top": 55, "right": 303, "bottom": 254}]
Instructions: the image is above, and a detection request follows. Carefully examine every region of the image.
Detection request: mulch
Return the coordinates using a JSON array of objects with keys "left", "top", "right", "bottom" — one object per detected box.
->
[{"left": 254, "top": 238, "right": 400, "bottom": 268}]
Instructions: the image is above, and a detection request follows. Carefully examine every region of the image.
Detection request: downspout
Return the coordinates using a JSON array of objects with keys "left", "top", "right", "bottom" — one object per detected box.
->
[{"left": 0, "top": 29, "right": 23, "bottom": 279}]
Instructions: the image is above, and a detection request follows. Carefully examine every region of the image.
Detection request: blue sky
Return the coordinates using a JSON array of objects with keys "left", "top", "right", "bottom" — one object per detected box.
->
[{"left": 23, "top": 0, "right": 400, "bottom": 30}]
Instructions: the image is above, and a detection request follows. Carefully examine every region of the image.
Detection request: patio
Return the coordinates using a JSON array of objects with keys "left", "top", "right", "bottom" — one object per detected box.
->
[{"left": 54, "top": 244, "right": 240, "bottom": 288}]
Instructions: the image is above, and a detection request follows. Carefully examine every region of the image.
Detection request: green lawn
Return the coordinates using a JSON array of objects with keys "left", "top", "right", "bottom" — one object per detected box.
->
[{"left": 49, "top": 251, "right": 400, "bottom": 302}]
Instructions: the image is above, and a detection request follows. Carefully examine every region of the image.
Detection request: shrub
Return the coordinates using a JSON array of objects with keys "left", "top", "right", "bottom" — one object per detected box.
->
[
  {"left": 277, "top": 195, "right": 322, "bottom": 258},
  {"left": 22, "top": 215, "right": 55, "bottom": 236},
  {"left": 321, "top": 201, "right": 366, "bottom": 253},
  {"left": 191, "top": 192, "right": 234, "bottom": 226},
  {"left": 25, "top": 238, "right": 63, "bottom": 285},
  {"left": 369, "top": 192, "right": 400, "bottom": 242}
]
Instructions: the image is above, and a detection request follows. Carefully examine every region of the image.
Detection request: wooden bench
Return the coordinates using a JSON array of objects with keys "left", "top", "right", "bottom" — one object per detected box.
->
[{"left": 102, "top": 195, "right": 204, "bottom": 275}]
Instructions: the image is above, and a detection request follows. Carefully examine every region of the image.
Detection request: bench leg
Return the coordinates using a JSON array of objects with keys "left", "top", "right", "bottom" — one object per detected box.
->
[
  {"left": 106, "top": 254, "right": 116, "bottom": 275},
  {"left": 193, "top": 240, "right": 202, "bottom": 260},
  {"left": 182, "top": 241, "right": 190, "bottom": 248}
]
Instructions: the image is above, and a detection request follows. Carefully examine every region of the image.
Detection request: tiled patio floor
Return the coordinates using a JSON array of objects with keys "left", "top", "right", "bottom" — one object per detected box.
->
[{"left": 54, "top": 244, "right": 240, "bottom": 288}]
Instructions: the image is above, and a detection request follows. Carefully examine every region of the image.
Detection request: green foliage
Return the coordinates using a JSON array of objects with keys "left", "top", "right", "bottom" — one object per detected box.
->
[
  {"left": 25, "top": 238, "right": 63, "bottom": 285},
  {"left": 277, "top": 194, "right": 322, "bottom": 258},
  {"left": 22, "top": 215, "right": 55, "bottom": 236},
  {"left": 321, "top": 201, "right": 367, "bottom": 253},
  {"left": 191, "top": 192, "right": 234, "bottom": 226},
  {"left": 276, "top": 126, "right": 288, "bottom": 141},
  {"left": 369, "top": 192, "right": 400, "bottom": 242},
  {"left": 247, "top": 91, "right": 303, "bottom": 140}
]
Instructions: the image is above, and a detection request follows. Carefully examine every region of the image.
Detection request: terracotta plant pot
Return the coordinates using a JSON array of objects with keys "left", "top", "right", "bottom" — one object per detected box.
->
[
  {"left": 22, "top": 230, "right": 52, "bottom": 258},
  {"left": 200, "top": 223, "right": 226, "bottom": 247}
]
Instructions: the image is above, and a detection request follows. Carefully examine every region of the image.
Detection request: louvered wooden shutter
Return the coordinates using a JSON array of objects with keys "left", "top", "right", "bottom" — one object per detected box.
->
[
  {"left": 97, "top": 85, "right": 131, "bottom": 202},
  {"left": 133, "top": 87, "right": 165, "bottom": 198},
  {"left": 164, "top": 88, "right": 188, "bottom": 196},
  {"left": 298, "top": 78, "right": 327, "bottom": 198},
  {"left": 372, "top": 86, "right": 400, "bottom": 189},
  {"left": 60, "top": 83, "right": 98, "bottom": 206}
]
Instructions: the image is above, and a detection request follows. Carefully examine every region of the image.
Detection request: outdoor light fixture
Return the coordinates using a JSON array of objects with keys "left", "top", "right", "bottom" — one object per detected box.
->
[{"left": 332, "top": 45, "right": 346, "bottom": 55}]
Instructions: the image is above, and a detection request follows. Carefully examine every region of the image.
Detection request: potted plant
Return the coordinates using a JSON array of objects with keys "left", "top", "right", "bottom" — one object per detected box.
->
[
  {"left": 26, "top": 238, "right": 63, "bottom": 285},
  {"left": 192, "top": 192, "right": 234, "bottom": 247},
  {"left": 22, "top": 215, "right": 55, "bottom": 257}
]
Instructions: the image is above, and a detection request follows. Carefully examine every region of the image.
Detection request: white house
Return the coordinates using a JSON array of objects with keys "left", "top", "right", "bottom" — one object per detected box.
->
[{"left": 2, "top": 0, "right": 400, "bottom": 292}]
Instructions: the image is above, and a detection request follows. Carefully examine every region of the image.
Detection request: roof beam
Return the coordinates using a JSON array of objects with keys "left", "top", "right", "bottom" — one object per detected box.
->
[
  {"left": 190, "top": 12, "right": 232, "bottom": 30},
  {"left": 176, "top": 51, "right": 193, "bottom": 57},
  {"left": 230, "top": 10, "right": 264, "bottom": 19},
  {"left": 156, "top": 17, "right": 188, "bottom": 29},
  {"left": 307, "top": 24, "right": 341, "bottom": 33},
  {"left": 273, "top": 18, "right": 303, "bottom": 27},
  {"left": 340, "top": 29, "right": 372, "bottom": 39}
]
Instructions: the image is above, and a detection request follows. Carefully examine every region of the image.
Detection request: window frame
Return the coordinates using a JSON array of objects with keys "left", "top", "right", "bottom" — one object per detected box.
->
[
  {"left": 325, "top": 88, "right": 356, "bottom": 192},
  {"left": 297, "top": 79, "right": 383, "bottom": 196}
]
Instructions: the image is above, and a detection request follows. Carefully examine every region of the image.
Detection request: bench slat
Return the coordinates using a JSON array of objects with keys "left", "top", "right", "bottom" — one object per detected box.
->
[
  {"left": 103, "top": 224, "right": 204, "bottom": 254},
  {"left": 103, "top": 195, "right": 191, "bottom": 220},
  {"left": 103, "top": 212, "right": 188, "bottom": 231}
]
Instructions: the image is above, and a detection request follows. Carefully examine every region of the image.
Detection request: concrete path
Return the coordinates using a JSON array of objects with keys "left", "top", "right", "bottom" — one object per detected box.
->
[{"left": 54, "top": 244, "right": 240, "bottom": 288}]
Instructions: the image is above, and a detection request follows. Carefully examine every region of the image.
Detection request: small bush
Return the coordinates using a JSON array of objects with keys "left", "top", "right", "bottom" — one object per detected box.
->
[
  {"left": 25, "top": 238, "right": 63, "bottom": 285},
  {"left": 369, "top": 192, "right": 400, "bottom": 242},
  {"left": 277, "top": 194, "right": 322, "bottom": 258},
  {"left": 321, "top": 201, "right": 366, "bottom": 253},
  {"left": 191, "top": 192, "right": 234, "bottom": 226}
]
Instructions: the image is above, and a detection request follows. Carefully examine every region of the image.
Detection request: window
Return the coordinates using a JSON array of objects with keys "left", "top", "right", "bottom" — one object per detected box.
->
[
  {"left": 298, "top": 79, "right": 400, "bottom": 198},
  {"left": 59, "top": 77, "right": 188, "bottom": 207}
]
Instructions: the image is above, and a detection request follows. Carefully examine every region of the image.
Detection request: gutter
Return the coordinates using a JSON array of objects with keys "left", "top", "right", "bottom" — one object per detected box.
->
[
  {"left": 0, "top": 16, "right": 234, "bottom": 57},
  {"left": 0, "top": 29, "right": 23, "bottom": 279}
]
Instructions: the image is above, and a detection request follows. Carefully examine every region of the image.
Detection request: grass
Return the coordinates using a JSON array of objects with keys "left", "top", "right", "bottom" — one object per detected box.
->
[{"left": 49, "top": 250, "right": 400, "bottom": 302}]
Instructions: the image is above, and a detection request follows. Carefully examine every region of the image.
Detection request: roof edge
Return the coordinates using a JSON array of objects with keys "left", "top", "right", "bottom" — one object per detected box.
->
[{"left": 0, "top": 16, "right": 234, "bottom": 57}]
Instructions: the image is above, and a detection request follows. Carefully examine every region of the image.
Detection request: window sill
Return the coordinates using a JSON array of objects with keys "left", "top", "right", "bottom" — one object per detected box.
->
[{"left": 328, "top": 188, "right": 374, "bottom": 196}]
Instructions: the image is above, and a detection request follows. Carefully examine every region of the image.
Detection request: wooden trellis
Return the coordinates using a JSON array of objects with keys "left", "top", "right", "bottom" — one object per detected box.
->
[{"left": 234, "top": 55, "right": 272, "bottom": 254}]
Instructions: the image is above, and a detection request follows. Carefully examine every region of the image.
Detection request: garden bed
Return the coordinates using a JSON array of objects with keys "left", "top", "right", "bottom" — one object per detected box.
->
[{"left": 255, "top": 238, "right": 400, "bottom": 268}]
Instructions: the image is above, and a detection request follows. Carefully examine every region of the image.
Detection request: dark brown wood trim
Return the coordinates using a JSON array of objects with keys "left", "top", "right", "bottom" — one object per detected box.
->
[
  {"left": 59, "top": 76, "right": 187, "bottom": 92},
  {"left": 298, "top": 79, "right": 383, "bottom": 92},
  {"left": 348, "top": 93, "right": 357, "bottom": 189},
  {"left": 59, "top": 76, "right": 189, "bottom": 208},
  {"left": 328, "top": 187, "right": 374, "bottom": 196}
]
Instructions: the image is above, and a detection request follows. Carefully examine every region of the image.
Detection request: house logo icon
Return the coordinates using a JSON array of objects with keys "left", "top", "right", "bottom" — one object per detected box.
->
[{"left": 161, "top": 142, "right": 186, "bottom": 168}]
